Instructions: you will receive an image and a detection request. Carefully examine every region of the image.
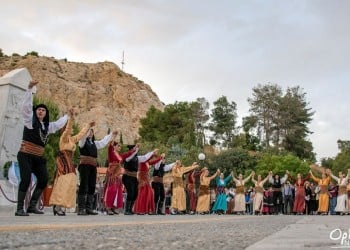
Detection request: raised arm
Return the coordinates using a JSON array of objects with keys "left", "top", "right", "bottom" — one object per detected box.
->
[
  {"left": 261, "top": 175, "right": 270, "bottom": 185},
  {"left": 251, "top": 175, "right": 257, "bottom": 185},
  {"left": 244, "top": 171, "right": 254, "bottom": 183},
  {"left": 48, "top": 114, "right": 68, "bottom": 134},
  {"left": 224, "top": 174, "right": 232, "bottom": 184},
  {"left": 138, "top": 148, "right": 158, "bottom": 163},
  {"left": 95, "top": 130, "right": 117, "bottom": 150},
  {"left": 309, "top": 170, "right": 320, "bottom": 183},
  {"left": 280, "top": 171, "right": 289, "bottom": 184},
  {"left": 182, "top": 162, "right": 199, "bottom": 174},
  {"left": 209, "top": 169, "right": 220, "bottom": 181},
  {"left": 71, "top": 118, "right": 93, "bottom": 144},
  {"left": 22, "top": 81, "right": 37, "bottom": 129},
  {"left": 231, "top": 172, "right": 238, "bottom": 182}
]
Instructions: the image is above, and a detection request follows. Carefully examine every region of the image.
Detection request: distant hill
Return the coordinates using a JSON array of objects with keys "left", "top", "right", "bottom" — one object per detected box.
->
[{"left": 0, "top": 53, "right": 164, "bottom": 143}]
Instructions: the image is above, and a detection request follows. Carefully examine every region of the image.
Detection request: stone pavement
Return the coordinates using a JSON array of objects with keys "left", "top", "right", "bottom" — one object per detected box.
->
[{"left": 0, "top": 206, "right": 349, "bottom": 250}]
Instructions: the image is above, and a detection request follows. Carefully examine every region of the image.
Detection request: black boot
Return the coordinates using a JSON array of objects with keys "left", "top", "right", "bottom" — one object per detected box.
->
[
  {"left": 27, "top": 188, "right": 44, "bottom": 214},
  {"left": 77, "top": 195, "right": 87, "bottom": 215},
  {"left": 157, "top": 201, "right": 165, "bottom": 215},
  {"left": 15, "top": 191, "right": 29, "bottom": 216},
  {"left": 124, "top": 201, "right": 133, "bottom": 215},
  {"left": 86, "top": 194, "right": 98, "bottom": 215}
]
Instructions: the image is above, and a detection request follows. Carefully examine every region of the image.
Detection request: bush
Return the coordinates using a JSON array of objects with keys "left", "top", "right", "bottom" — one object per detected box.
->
[{"left": 25, "top": 51, "right": 39, "bottom": 57}]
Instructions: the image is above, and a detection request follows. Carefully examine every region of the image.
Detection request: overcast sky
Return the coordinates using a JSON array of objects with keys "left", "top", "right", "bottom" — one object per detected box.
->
[{"left": 1, "top": 0, "right": 350, "bottom": 162}]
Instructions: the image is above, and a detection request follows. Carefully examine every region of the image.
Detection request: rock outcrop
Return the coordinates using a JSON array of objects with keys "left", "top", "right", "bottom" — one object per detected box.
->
[{"left": 0, "top": 54, "right": 164, "bottom": 143}]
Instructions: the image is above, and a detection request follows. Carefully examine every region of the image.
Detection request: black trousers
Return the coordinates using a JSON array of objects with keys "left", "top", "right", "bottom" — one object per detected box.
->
[
  {"left": 78, "top": 164, "right": 97, "bottom": 196},
  {"left": 273, "top": 191, "right": 283, "bottom": 213},
  {"left": 152, "top": 182, "right": 165, "bottom": 204},
  {"left": 122, "top": 175, "right": 138, "bottom": 202},
  {"left": 17, "top": 152, "right": 48, "bottom": 192}
]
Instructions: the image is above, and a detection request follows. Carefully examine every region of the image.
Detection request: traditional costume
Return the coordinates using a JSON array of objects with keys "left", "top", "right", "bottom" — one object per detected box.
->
[
  {"left": 103, "top": 142, "right": 136, "bottom": 215},
  {"left": 152, "top": 159, "right": 175, "bottom": 215},
  {"left": 16, "top": 86, "right": 68, "bottom": 216},
  {"left": 49, "top": 116, "right": 90, "bottom": 215},
  {"left": 289, "top": 173, "right": 310, "bottom": 214},
  {"left": 252, "top": 175, "right": 269, "bottom": 214},
  {"left": 77, "top": 129, "right": 112, "bottom": 215},
  {"left": 331, "top": 172, "right": 349, "bottom": 214},
  {"left": 212, "top": 174, "right": 232, "bottom": 214},
  {"left": 310, "top": 173, "right": 331, "bottom": 214},
  {"left": 186, "top": 170, "right": 201, "bottom": 214},
  {"left": 268, "top": 174, "right": 288, "bottom": 214},
  {"left": 233, "top": 173, "right": 253, "bottom": 214},
  {"left": 133, "top": 155, "right": 162, "bottom": 215},
  {"left": 171, "top": 162, "right": 198, "bottom": 214},
  {"left": 122, "top": 147, "right": 154, "bottom": 215},
  {"left": 196, "top": 169, "right": 219, "bottom": 214}
]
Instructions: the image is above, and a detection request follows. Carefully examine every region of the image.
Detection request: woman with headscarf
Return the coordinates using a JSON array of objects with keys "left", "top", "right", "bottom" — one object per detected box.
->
[
  {"left": 122, "top": 145, "right": 156, "bottom": 215},
  {"left": 288, "top": 171, "right": 311, "bottom": 215},
  {"left": 49, "top": 108, "right": 93, "bottom": 215},
  {"left": 103, "top": 140, "right": 137, "bottom": 215},
  {"left": 252, "top": 173, "right": 270, "bottom": 215},
  {"left": 196, "top": 168, "right": 220, "bottom": 215},
  {"left": 133, "top": 151, "right": 162, "bottom": 215},
  {"left": 16, "top": 80, "right": 68, "bottom": 216},
  {"left": 212, "top": 172, "right": 232, "bottom": 215},
  {"left": 171, "top": 161, "right": 199, "bottom": 215},
  {"left": 309, "top": 167, "right": 332, "bottom": 215},
  {"left": 232, "top": 171, "right": 255, "bottom": 214},
  {"left": 330, "top": 169, "right": 350, "bottom": 215}
]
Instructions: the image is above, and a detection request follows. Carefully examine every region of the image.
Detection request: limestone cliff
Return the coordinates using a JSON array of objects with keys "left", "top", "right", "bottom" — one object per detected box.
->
[{"left": 0, "top": 54, "right": 164, "bottom": 143}]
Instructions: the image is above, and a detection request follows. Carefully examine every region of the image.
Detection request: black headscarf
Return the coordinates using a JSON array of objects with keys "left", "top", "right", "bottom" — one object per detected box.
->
[{"left": 33, "top": 103, "right": 50, "bottom": 130}]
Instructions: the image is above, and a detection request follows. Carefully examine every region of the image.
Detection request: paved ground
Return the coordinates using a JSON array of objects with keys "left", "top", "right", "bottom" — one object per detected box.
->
[{"left": 0, "top": 207, "right": 349, "bottom": 250}]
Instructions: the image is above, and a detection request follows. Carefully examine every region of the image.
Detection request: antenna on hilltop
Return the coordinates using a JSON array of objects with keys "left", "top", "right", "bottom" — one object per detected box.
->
[{"left": 121, "top": 50, "right": 125, "bottom": 71}]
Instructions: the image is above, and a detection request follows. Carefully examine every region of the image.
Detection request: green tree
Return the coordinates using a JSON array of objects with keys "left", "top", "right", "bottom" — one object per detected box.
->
[
  {"left": 247, "top": 83, "right": 282, "bottom": 148},
  {"left": 139, "top": 102, "right": 196, "bottom": 149},
  {"left": 191, "top": 97, "right": 210, "bottom": 148},
  {"left": 209, "top": 148, "right": 257, "bottom": 177},
  {"left": 247, "top": 84, "right": 314, "bottom": 160},
  {"left": 255, "top": 153, "right": 309, "bottom": 178},
  {"left": 209, "top": 96, "right": 237, "bottom": 148},
  {"left": 279, "top": 86, "right": 315, "bottom": 160}
]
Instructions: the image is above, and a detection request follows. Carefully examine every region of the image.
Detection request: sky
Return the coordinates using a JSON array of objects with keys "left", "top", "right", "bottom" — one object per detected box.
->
[{"left": 1, "top": 0, "right": 350, "bottom": 162}]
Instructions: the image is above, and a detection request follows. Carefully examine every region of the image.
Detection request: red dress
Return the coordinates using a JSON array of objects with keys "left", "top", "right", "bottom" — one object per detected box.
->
[
  {"left": 186, "top": 170, "right": 201, "bottom": 212},
  {"left": 133, "top": 156, "right": 162, "bottom": 214},
  {"left": 104, "top": 145, "right": 135, "bottom": 209},
  {"left": 291, "top": 174, "right": 310, "bottom": 213}
]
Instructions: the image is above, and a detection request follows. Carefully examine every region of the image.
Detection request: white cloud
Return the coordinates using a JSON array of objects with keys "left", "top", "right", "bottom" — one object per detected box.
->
[{"left": 1, "top": 0, "right": 349, "bottom": 161}]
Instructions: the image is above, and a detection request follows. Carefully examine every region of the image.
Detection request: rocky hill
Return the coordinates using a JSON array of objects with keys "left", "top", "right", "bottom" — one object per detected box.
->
[{"left": 0, "top": 54, "right": 164, "bottom": 144}]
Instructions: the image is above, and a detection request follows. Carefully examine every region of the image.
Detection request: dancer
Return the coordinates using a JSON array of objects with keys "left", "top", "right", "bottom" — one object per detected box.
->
[
  {"left": 103, "top": 140, "right": 137, "bottom": 215},
  {"left": 50, "top": 108, "right": 93, "bottom": 215},
  {"left": 232, "top": 171, "right": 255, "bottom": 214},
  {"left": 152, "top": 154, "right": 176, "bottom": 215},
  {"left": 212, "top": 172, "right": 232, "bottom": 214},
  {"left": 16, "top": 80, "right": 68, "bottom": 216},
  {"left": 133, "top": 150, "right": 161, "bottom": 215},
  {"left": 196, "top": 168, "right": 220, "bottom": 214},
  {"left": 251, "top": 173, "right": 270, "bottom": 215},
  {"left": 171, "top": 161, "right": 199, "bottom": 214},
  {"left": 288, "top": 171, "right": 310, "bottom": 215},
  {"left": 186, "top": 169, "right": 201, "bottom": 215},
  {"left": 268, "top": 171, "right": 289, "bottom": 215},
  {"left": 309, "top": 168, "right": 332, "bottom": 215},
  {"left": 330, "top": 169, "right": 350, "bottom": 215},
  {"left": 122, "top": 145, "right": 155, "bottom": 215},
  {"left": 77, "top": 127, "right": 118, "bottom": 215}
]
